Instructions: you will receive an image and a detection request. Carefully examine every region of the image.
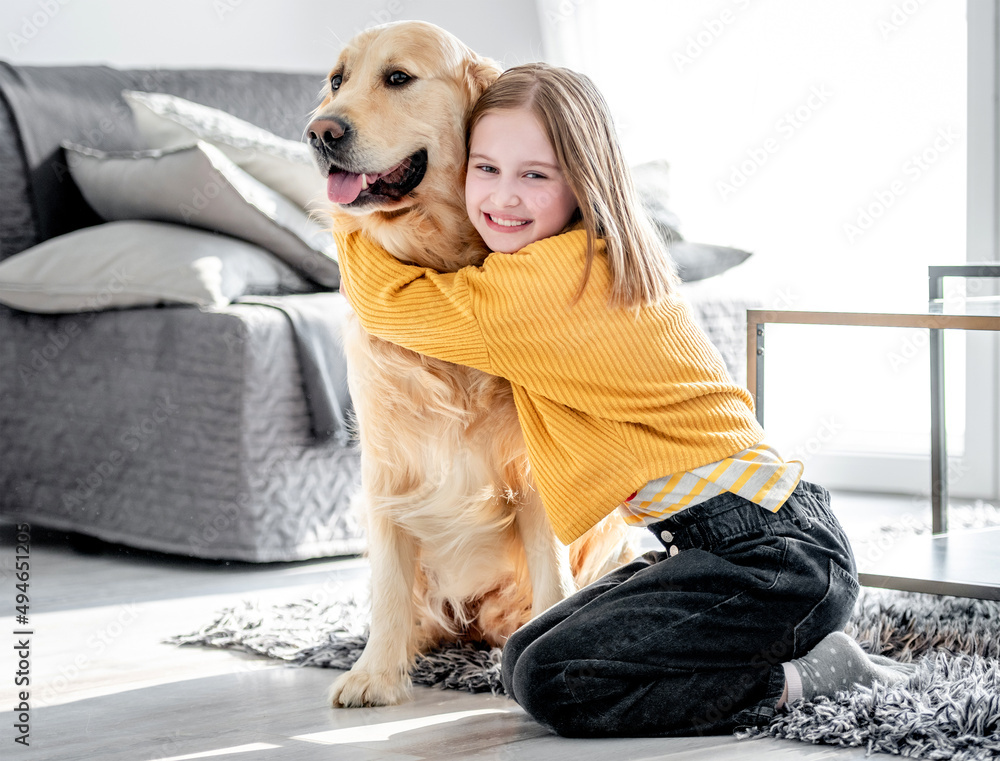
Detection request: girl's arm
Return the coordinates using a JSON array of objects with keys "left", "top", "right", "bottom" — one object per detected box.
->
[
  {"left": 334, "top": 230, "right": 496, "bottom": 374},
  {"left": 334, "top": 228, "right": 618, "bottom": 401}
]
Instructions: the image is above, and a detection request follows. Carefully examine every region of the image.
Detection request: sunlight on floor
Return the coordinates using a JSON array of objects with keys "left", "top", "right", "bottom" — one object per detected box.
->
[
  {"left": 157, "top": 743, "right": 281, "bottom": 761},
  {"left": 0, "top": 595, "right": 283, "bottom": 709},
  {"left": 293, "top": 708, "right": 510, "bottom": 745}
]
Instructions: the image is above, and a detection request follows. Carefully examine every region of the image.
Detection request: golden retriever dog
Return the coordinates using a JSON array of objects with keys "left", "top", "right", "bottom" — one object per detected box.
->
[{"left": 307, "top": 20, "right": 635, "bottom": 708}]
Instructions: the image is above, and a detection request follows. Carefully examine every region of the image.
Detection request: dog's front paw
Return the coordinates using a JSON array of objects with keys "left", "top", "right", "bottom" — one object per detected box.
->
[{"left": 329, "top": 667, "right": 411, "bottom": 708}]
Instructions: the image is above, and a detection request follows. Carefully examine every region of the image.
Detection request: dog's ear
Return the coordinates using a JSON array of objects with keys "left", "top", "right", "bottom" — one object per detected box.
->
[{"left": 464, "top": 55, "right": 502, "bottom": 109}]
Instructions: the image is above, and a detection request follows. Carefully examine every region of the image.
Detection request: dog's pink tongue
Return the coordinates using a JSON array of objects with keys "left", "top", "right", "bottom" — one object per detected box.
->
[{"left": 327, "top": 171, "right": 365, "bottom": 204}]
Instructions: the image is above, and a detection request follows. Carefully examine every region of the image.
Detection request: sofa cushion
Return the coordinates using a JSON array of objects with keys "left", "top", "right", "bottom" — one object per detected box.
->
[
  {"left": 124, "top": 90, "right": 326, "bottom": 210},
  {"left": 0, "top": 220, "right": 315, "bottom": 312},
  {"left": 64, "top": 141, "right": 340, "bottom": 288}
]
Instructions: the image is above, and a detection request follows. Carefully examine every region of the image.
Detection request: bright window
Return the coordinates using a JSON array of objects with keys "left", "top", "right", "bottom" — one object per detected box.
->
[{"left": 539, "top": 0, "right": 997, "bottom": 499}]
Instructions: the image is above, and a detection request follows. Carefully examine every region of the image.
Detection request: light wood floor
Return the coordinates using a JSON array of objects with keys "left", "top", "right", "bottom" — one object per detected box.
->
[{"left": 0, "top": 492, "right": 931, "bottom": 760}]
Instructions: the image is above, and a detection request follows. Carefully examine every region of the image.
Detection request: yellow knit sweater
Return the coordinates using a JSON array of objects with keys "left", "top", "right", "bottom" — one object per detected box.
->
[{"left": 335, "top": 228, "right": 765, "bottom": 543}]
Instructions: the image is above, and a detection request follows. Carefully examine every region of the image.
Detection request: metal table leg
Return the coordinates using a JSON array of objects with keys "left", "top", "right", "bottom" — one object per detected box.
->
[
  {"left": 754, "top": 322, "right": 764, "bottom": 427},
  {"left": 929, "top": 327, "right": 947, "bottom": 534}
]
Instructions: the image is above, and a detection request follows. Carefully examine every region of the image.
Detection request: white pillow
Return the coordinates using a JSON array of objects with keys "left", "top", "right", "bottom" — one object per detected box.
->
[
  {"left": 123, "top": 90, "right": 326, "bottom": 210},
  {"left": 0, "top": 220, "right": 315, "bottom": 313},
  {"left": 63, "top": 140, "right": 340, "bottom": 289}
]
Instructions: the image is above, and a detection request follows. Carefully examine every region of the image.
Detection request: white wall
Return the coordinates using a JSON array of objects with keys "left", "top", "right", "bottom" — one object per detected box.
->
[{"left": 2, "top": 0, "right": 543, "bottom": 73}]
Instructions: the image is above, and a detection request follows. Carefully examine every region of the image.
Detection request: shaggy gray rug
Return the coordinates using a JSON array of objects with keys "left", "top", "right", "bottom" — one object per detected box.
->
[
  {"left": 169, "top": 592, "right": 504, "bottom": 693},
  {"left": 169, "top": 504, "right": 1000, "bottom": 758}
]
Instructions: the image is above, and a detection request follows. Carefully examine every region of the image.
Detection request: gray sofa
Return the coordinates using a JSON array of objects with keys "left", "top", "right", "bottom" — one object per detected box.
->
[
  {"left": 0, "top": 61, "right": 758, "bottom": 564},
  {"left": 0, "top": 62, "right": 364, "bottom": 562}
]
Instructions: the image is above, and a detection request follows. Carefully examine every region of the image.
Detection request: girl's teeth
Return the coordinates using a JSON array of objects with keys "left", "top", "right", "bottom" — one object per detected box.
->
[{"left": 490, "top": 215, "right": 527, "bottom": 227}]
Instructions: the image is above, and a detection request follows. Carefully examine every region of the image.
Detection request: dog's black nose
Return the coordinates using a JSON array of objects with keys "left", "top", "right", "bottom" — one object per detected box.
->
[{"left": 308, "top": 117, "right": 349, "bottom": 149}]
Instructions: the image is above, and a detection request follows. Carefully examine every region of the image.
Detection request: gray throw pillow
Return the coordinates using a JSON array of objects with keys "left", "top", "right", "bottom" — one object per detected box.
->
[
  {"left": 0, "top": 220, "right": 315, "bottom": 313},
  {"left": 63, "top": 140, "right": 340, "bottom": 288}
]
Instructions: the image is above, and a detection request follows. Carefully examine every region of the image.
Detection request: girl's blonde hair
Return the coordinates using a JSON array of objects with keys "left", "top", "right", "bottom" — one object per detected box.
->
[{"left": 468, "top": 62, "right": 677, "bottom": 308}]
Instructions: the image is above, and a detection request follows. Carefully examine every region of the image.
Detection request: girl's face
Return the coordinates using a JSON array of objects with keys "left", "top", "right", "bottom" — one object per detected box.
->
[{"left": 465, "top": 108, "right": 579, "bottom": 253}]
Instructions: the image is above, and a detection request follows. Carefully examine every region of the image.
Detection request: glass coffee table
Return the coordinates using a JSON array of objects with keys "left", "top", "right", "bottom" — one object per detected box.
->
[{"left": 746, "top": 265, "right": 1000, "bottom": 600}]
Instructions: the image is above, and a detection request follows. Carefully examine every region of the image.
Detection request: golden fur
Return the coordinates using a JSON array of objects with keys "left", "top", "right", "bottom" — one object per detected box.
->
[{"left": 307, "top": 21, "right": 635, "bottom": 708}]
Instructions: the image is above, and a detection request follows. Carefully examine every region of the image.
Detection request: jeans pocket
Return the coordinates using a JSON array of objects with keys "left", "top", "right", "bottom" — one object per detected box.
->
[
  {"left": 792, "top": 559, "right": 860, "bottom": 655},
  {"left": 745, "top": 540, "right": 787, "bottom": 590},
  {"left": 717, "top": 534, "right": 788, "bottom": 592}
]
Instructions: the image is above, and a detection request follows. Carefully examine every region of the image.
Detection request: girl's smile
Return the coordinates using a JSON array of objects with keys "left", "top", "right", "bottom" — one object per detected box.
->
[{"left": 484, "top": 212, "right": 531, "bottom": 230}]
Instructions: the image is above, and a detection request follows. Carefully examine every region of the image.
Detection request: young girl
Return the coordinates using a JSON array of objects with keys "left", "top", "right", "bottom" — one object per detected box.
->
[{"left": 333, "top": 62, "right": 913, "bottom": 737}]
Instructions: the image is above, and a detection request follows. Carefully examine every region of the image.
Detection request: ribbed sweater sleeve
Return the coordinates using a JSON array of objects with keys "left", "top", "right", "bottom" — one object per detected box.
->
[
  {"left": 334, "top": 230, "right": 495, "bottom": 373},
  {"left": 335, "top": 228, "right": 631, "bottom": 390}
]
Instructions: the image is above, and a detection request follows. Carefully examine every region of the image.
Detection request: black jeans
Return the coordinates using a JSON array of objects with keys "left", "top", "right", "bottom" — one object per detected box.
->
[{"left": 501, "top": 481, "right": 859, "bottom": 737}]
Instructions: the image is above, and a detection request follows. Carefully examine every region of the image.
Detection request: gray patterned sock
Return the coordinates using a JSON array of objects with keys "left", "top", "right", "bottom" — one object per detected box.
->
[{"left": 783, "top": 631, "right": 916, "bottom": 702}]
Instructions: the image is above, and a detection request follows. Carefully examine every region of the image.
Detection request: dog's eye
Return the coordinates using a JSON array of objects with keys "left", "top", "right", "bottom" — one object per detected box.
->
[
  {"left": 330, "top": 74, "right": 343, "bottom": 91},
  {"left": 387, "top": 71, "right": 412, "bottom": 87}
]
